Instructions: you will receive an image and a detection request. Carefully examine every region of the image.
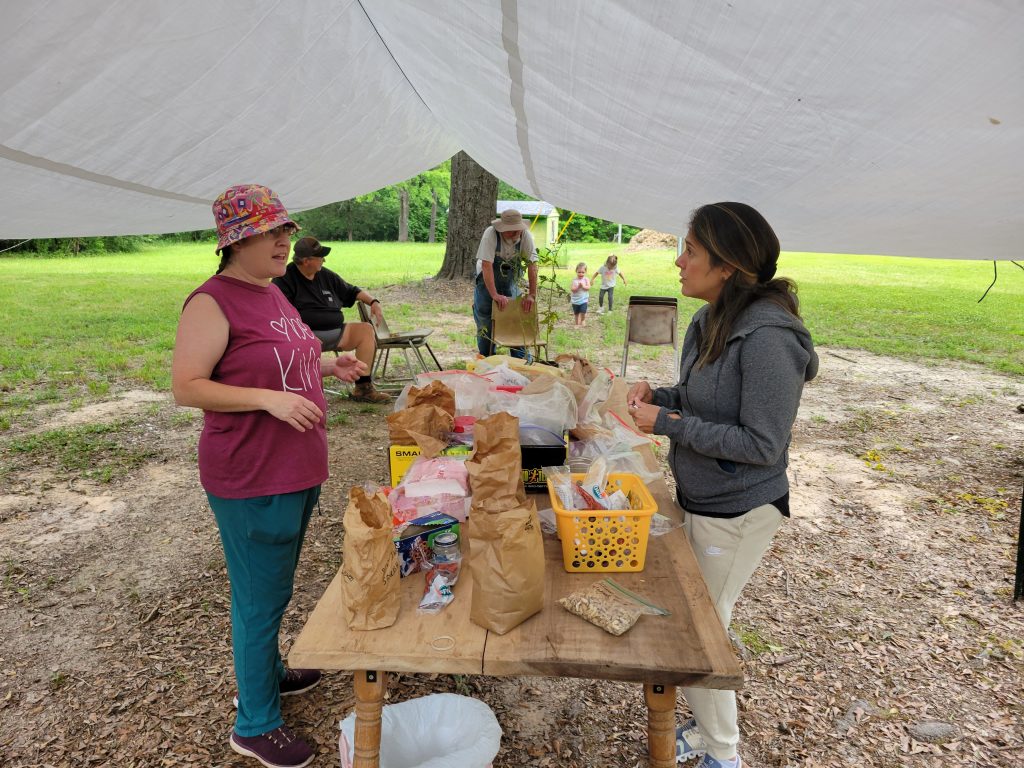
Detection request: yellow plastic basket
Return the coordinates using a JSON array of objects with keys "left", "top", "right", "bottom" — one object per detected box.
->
[{"left": 546, "top": 472, "right": 658, "bottom": 572}]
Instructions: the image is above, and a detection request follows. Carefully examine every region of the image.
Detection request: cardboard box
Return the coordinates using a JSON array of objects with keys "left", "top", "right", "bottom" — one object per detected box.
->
[
  {"left": 389, "top": 444, "right": 472, "bottom": 487},
  {"left": 390, "top": 434, "right": 567, "bottom": 492},
  {"left": 393, "top": 512, "right": 461, "bottom": 578}
]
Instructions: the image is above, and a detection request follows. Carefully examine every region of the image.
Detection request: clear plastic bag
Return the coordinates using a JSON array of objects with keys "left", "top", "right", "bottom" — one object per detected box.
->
[
  {"left": 394, "top": 371, "right": 493, "bottom": 417},
  {"left": 649, "top": 512, "right": 684, "bottom": 537},
  {"left": 577, "top": 369, "right": 614, "bottom": 424},
  {"left": 559, "top": 577, "right": 670, "bottom": 636},
  {"left": 604, "top": 449, "right": 662, "bottom": 485},
  {"left": 477, "top": 362, "right": 531, "bottom": 388},
  {"left": 418, "top": 565, "right": 458, "bottom": 613},
  {"left": 519, "top": 425, "right": 566, "bottom": 446},
  {"left": 559, "top": 582, "right": 642, "bottom": 635},
  {"left": 577, "top": 456, "right": 612, "bottom": 509},
  {"left": 603, "top": 410, "right": 658, "bottom": 449},
  {"left": 491, "top": 381, "right": 577, "bottom": 434},
  {"left": 543, "top": 465, "right": 574, "bottom": 510}
]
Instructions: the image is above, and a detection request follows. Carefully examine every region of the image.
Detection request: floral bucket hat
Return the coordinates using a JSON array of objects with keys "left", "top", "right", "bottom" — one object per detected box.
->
[{"left": 212, "top": 184, "right": 298, "bottom": 253}]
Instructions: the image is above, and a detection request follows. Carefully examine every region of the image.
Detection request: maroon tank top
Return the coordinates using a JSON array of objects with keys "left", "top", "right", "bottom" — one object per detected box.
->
[{"left": 184, "top": 275, "right": 328, "bottom": 498}]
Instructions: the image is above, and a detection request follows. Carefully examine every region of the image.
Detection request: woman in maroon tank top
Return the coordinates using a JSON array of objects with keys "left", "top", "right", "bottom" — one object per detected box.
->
[{"left": 172, "top": 185, "right": 364, "bottom": 768}]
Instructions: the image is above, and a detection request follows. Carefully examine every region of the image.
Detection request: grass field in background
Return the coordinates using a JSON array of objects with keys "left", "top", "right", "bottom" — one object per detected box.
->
[{"left": 1, "top": 240, "right": 1021, "bottom": 426}]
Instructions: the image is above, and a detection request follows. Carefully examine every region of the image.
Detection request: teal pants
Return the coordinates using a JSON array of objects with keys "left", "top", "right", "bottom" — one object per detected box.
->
[{"left": 208, "top": 486, "right": 320, "bottom": 737}]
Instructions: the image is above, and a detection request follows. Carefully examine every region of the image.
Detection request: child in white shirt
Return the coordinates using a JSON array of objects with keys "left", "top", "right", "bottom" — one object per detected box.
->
[
  {"left": 570, "top": 262, "right": 590, "bottom": 327},
  {"left": 593, "top": 254, "right": 627, "bottom": 314}
]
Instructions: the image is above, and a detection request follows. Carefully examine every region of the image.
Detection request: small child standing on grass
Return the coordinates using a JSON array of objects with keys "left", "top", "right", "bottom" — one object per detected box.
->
[
  {"left": 592, "top": 254, "right": 626, "bottom": 314},
  {"left": 570, "top": 262, "right": 590, "bottom": 327}
]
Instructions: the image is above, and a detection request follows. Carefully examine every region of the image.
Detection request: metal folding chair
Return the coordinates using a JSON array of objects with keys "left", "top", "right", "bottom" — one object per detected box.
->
[
  {"left": 491, "top": 296, "right": 549, "bottom": 361},
  {"left": 620, "top": 295, "right": 679, "bottom": 377},
  {"left": 356, "top": 303, "right": 442, "bottom": 389}
]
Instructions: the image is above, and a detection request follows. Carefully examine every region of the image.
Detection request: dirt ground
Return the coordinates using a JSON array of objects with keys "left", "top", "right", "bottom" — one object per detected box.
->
[{"left": 1, "top": 286, "right": 1022, "bottom": 767}]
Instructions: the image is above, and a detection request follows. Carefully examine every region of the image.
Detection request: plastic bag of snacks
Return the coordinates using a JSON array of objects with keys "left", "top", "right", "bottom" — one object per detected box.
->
[
  {"left": 559, "top": 582, "right": 643, "bottom": 636},
  {"left": 559, "top": 578, "right": 669, "bottom": 635}
]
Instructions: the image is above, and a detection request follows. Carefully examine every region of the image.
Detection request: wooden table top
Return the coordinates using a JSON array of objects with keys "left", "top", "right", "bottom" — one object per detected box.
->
[{"left": 290, "top": 525, "right": 743, "bottom": 689}]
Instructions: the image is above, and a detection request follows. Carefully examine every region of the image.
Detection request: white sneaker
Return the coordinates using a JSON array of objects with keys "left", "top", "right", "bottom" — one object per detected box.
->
[{"left": 676, "top": 719, "right": 707, "bottom": 761}]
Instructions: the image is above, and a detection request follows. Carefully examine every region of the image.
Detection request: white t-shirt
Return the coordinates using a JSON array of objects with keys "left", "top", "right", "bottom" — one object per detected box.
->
[
  {"left": 475, "top": 226, "right": 538, "bottom": 276},
  {"left": 597, "top": 264, "right": 619, "bottom": 288}
]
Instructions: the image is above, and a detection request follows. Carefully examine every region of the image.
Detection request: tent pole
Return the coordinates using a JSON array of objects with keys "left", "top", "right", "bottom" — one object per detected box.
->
[{"left": 1014, "top": 479, "right": 1024, "bottom": 601}]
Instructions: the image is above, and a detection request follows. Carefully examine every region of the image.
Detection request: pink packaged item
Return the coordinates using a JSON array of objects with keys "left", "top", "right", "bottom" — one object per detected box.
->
[
  {"left": 389, "top": 456, "right": 472, "bottom": 523},
  {"left": 403, "top": 456, "right": 470, "bottom": 493}
]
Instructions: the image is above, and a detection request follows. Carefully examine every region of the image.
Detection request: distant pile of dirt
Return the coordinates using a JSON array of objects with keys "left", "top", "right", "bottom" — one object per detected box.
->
[{"left": 626, "top": 228, "right": 678, "bottom": 251}]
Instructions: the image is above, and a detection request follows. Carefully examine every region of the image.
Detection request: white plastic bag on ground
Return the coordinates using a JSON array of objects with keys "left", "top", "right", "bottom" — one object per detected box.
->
[{"left": 338, "top": 693, "right": 502, "bottom": 768}]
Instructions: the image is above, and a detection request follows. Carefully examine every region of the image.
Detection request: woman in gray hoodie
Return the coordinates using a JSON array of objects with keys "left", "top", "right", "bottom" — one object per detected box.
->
[{"left": 627, "top": 202, "right": 818, "bottom": 768}]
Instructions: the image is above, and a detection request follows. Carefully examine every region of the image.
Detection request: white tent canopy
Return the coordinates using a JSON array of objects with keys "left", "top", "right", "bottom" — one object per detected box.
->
[{"left": 1, "top": 1, "right": 1021, "bottom": 259}]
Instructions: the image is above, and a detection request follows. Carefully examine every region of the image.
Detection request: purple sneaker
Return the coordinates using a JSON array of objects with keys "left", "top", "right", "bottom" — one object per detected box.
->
[
  {"left": 233, "top": 668, "right": 322, "bottom": 708},
  {"left": 229, "top": 725, "right": 315, "bottom": 768},
  {"left": 280, "top": 668, "right": 321, "bottom": 697}
]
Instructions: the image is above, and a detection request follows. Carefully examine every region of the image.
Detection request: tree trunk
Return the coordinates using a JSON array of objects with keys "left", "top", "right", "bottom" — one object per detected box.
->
[
  {"left": 339, "top": 200, "right": 354, "bottom": 241},
  {"left": 436, "top": 151, "right": 497, "bottom": 280},
  {"left": 398, "top": 187, "right": 410, "bottom": 242},
  {"left": 428, "top": 187, "right": 438, "bottom": 244}
]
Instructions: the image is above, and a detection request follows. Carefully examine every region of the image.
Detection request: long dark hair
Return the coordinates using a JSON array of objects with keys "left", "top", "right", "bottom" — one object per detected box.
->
[
  {"left": 690, "top": 202, "right": 800, "bottom": 368},
  {"left": 215, "top": 245, "right": 232, "bottom": 275}
]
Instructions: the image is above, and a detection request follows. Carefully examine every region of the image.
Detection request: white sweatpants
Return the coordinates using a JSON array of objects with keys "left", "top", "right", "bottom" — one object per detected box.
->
[{"left": 681, "top": 503, "right": 783, "bottom": 760}]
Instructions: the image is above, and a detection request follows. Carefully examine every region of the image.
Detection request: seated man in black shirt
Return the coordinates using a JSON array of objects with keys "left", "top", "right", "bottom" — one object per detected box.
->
[{"left": 273, "top": 236, "right": 390, "bottom": 403}]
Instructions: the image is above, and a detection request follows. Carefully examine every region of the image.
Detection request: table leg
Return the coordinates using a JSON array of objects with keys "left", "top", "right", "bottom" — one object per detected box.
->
[
  {"left": 644, "top": 682, "right": 677, "bottom": 768},
  {"left": 353, "top": 670, "right": 387, "bottom": 768}
]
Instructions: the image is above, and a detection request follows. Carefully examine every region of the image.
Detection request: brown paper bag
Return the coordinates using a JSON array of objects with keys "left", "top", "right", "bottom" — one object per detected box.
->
[
  {"left": 386, "top": 404, "right": 453, "bottom": 457},
  {"left": 406, "top": 380, "right": 456, "bottom": 416},
  {"left": 554, "top": 353, "right": 599, "bottom": 385},
  {"left": 466, "top": 413, "right": 546, "bottom": 634},
  {"left": 469, "top": 411, "right": 520, "bottom": 462},
  {"left": 340, "top": 486, "right": 401, "bottom": 630}
]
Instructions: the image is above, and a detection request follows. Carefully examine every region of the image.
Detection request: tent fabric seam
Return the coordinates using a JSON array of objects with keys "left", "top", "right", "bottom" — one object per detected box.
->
[
  {"left": 0, "top": 143, "right": 209, "bottom": 206},
  {"left": 356, "top": 0, "right": 433, "bottom": 116}
]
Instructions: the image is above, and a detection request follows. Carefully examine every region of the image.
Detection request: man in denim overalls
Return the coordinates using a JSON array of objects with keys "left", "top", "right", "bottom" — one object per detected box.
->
[{"left": 472, "top": 209, "right": 539, "bottom": 358}]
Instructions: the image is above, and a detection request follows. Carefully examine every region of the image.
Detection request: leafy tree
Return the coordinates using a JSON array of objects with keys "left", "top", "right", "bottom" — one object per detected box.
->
[{"left": 0, "top": 235, "right": 153, "bottom": 257}]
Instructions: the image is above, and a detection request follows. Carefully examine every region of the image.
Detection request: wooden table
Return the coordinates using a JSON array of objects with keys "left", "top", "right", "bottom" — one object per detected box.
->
[{"left": 290, "top": 523, "right": 742, "bottom": 767}]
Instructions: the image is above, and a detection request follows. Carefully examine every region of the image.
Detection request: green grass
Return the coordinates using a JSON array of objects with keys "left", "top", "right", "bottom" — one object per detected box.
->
[
  {"left": 0, "top": 240, "right": 1020, "bottom": 425},
  {"left": 555, "top": 243, "right": 1024, "bottom": 375},
  {"left": 2, "top": 421, "right": 158, "bottom": 483}
]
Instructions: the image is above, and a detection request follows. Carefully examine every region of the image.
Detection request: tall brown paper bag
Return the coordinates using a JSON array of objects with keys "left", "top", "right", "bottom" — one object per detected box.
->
[
  {"left": 466, "top": 413, "right": 546, "bottom": 634},
  {"left": 340, "top": 486, "right": 401, "bottom": 630}
]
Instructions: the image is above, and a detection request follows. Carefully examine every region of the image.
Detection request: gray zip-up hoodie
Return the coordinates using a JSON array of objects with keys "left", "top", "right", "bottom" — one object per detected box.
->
[{"left": 651, "top": 298, "right": 818, "bottom": 516}]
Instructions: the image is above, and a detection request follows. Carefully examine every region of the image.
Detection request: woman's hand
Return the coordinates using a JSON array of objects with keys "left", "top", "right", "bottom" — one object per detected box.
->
[
  {"left": 330, "top": 355, "right": 368, "bottom": 383},
  {"left": 626, "top": 380, "right": 654, "bottom": 407},
  {"left": 629, "top": 401, "right": 661, "bottom": 433},
  {"left": 263, "top": 391, "right": 324, "bottom": 432}
]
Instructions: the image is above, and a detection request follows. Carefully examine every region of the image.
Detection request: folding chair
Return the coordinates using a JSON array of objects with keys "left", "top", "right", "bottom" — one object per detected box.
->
[
  {"left": 356, "top": 303, "right": 442, "bottom": 389},
  {"left": 491, "top": 296, "right": 549, "bottom": 361},
  {"left": 620, "top": 295, "right": 679, "bottom": 377}
]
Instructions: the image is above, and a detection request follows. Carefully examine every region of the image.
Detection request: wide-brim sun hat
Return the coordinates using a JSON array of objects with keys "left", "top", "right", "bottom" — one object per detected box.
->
[
  {"left": 492, "top": 209, "right": 526, "bottom": 233},
  {"left": 213, "top": 184, "right": 299, "bottom": 252}
]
